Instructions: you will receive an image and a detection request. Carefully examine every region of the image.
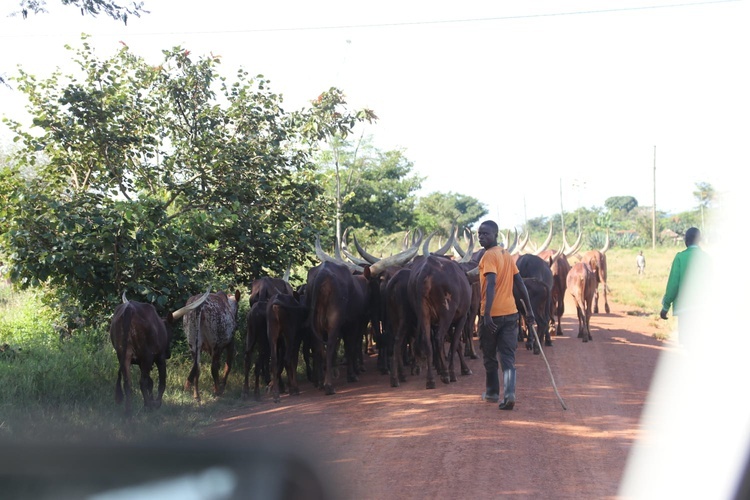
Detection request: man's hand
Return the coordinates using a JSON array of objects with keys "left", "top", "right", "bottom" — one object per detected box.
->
[
  {"left": 482, "top": 315, "right": 496, "bottom": 334},
  {"left": 659, "top": 309, "right": 669, "bottom": 320}
]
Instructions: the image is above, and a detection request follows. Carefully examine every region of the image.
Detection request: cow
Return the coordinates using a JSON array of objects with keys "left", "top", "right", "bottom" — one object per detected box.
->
[
  {"left": 265, "top": 291, "right": 311, "bottom": 402},
  {"left": 581, "top": 230, "right": 611, "bottom": 314},
  {"left": 242, "top": 276, "right": 295, "bottom": 401},
  {"left": 537, "top": 231, "right": 581, "bottom": 336},
  {"left": 514, "top": 277, "right": 551, "bottom": 354},
  {"left": 109, "top": 287, "right": 209, "bottom": 415},
  {"left": 385, "top": 267, "right": 418, "bottom": 388},
  {"left": 183, "top": 288, "right": 241, "bottom": 402},
  {"left": 566, "top": 262, "right": 597, "bottom": 342},
  {"left": 515, "top": 253, "right": 555, "bottom": 348},
  {"left": 408, "top": 253, "right": 473, "bottom": 389},
  {"left": 310, "top": 235, "right": 419, "bottom": 395}
]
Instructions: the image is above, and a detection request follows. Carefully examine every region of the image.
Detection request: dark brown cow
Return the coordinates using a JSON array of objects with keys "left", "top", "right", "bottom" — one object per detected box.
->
[
  {"left": 242, "top": 276, "right": 295, "bottom": 401},
  {"left": 385, "top": 267, "right": 418, "bottom": 387},
  {"left": 514, "top": 277, "right": 551, "bottom": 354},
  {"left": 183, "top": 288, "right": 241, "bottom": 402},
  {"left": 109, "top": 288, "right": 209, "bottom": 415},
  {"left": 516, "top": 253, "right": 555, "bottom": 347},
  {"left": 582, "top": 231, "right": 611, "bottom": 314},
  {"left": 265, "top": 292, "right": 310, "bottom": 402},
  {"left": 408, "top": 254, "right": 473, "bottom": 389},
  {"left": 310, "top": 235, "right": 419, "bottom": 395},
  {"left": 566, "top": 262, "right": 597, "bottom": 342}
]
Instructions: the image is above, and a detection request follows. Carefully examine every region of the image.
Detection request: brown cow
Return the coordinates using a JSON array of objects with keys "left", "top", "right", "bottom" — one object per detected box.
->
[
  {"left": 566, "top": 262, "right": 597, "bottom": 342},
  {"left": 581, "top": 230, "right": 611, "bottom": 314},
  {"left": 110, "top": 288, "right": 209, "bottom": 415},
  {"left": 183, "top": 288, "right": 241, "bottom": 402},
  {"left": 408, "top": 253, "right": 473, "bottom": 389}
]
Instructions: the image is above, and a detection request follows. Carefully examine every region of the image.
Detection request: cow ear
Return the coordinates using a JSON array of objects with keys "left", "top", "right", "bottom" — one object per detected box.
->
[
  {"left": 234, "top": 289, "right": 241, "bottom": 301},
  {"left": 166, "top": 312, "right": 175, "bottom": 324},
  {"left": 293, "top": 290, "right": 300, "bottom": 301},
  {"left": 363, "top": 265, "right": 372, "bottom": 279}
]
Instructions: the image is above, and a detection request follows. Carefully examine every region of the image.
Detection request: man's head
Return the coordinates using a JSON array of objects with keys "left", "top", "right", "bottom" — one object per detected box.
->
[
  {"left": 685, "top": 227, "right": 701, "bottom": 247},
  {"left": 477, "top": 220, "right": 499, "bottom": 250}
]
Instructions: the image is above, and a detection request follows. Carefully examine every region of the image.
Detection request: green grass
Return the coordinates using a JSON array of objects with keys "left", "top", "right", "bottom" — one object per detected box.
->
[{"left": 0, "top": 247, "right": 682, "bottom": 441}]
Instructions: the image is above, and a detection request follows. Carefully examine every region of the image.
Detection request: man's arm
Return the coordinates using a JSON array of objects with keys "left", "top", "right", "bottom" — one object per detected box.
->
[
  {"left": 483, "top": 272, "right": 496, "bottom": 330},
  {"left": 661, "top": 254, "right": 683, "bottom": 318}
]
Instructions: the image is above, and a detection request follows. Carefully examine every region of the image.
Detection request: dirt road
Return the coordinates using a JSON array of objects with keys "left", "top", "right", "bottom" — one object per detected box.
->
[{"left": 205, "top": 297, "right": 672, "bottom": 500}]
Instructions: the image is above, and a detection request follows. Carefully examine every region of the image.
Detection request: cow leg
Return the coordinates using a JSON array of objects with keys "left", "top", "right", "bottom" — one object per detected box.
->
[
  {"left": 155, "top": 356, "right": 166, "bottom": 409},
  {"left": 603, "top": 284, "right": 610, "bottom": 314},
  {"left": 344, "top": 331, "right": 359, "bottom": 383},
  {"left": 323, "top": 330, "right": 341, "bottom": 395},
  {"left": 593, "top": 287, "right": 600, "bottom": 314},
  {"left": 115, "top": 361, "right": 125, "bottom": 405},
  {"left": 287, "top": 334, "right": 301, "bottom": 397},
  {"left": 269, "top": 336, "right": 280, "bottom": 402},
  {"left": 139, "top": 361, "right": 154, "bottom": 410}
]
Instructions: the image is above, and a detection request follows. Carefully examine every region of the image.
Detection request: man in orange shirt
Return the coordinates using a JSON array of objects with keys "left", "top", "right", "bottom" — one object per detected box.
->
[{"left": 478, "top": 220, "right": 535, "bottom": 410}]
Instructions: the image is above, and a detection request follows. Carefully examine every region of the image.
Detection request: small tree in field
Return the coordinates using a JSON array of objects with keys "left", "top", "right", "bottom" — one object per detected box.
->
[{"left": 693, "top": 181, "right": 714, "bottom": 232}]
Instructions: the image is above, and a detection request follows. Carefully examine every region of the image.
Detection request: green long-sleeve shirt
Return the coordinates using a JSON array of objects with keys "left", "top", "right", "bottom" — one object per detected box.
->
[{"left": 662, "top": 245, "right": 704, "bottom": 315}]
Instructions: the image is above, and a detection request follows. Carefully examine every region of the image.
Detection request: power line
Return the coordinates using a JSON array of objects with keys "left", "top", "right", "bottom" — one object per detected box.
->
[{"left": 0, "top": 0, "right": 741, "bottom": 38}]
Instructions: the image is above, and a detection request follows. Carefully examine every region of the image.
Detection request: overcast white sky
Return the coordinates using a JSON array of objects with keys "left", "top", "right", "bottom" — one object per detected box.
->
[{"left": 1, "top": 0, "right": 748, "bottom": 228}]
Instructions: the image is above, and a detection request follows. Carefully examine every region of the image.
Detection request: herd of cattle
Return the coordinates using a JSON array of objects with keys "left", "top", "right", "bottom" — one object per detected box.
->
[{"left": 109, "top": 225, "right": 612, "bottom": 415}]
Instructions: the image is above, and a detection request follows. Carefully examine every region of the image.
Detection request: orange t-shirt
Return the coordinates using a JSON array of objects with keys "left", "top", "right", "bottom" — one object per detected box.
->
[{"left": 479, "top": 245, "right": 519, "bottom": 316}]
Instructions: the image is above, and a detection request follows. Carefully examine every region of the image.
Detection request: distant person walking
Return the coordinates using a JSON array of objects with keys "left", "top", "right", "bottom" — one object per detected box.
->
[
  {"left": 660, "top": 227, "right": 706, "bottom": 342},
  {"left": 636, "top": 250, "right": 646, "bottom": 275}
]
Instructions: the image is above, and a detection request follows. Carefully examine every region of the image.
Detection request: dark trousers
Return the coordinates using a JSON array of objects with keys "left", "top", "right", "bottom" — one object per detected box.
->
[{"left": 480, "top": 313, "right": 518, "bottom": 401}]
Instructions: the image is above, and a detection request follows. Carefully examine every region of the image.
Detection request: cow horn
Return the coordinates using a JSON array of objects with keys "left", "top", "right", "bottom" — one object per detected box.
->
[
  {"left": 315, "top": 234, "right": 364, "bottom": 273},
  {"left": 352, "top": 232, "right": 380, "bottom": 264},
  {"left": 564, "top": 231, "right": 584, "bottom": 257},
  {"left": 513, "top": 231, "right": 530, "bottom": 255},
  {"left": 601, "top": 229, "right": 611, "bottom": 254},
  {"left": 283, "top": 263, "right": 291, "bottom": 282},
  {"left": 506, "top": 227, "right": 519, "bottom": 254},
  {"left": 432, "top": 224, "right": 456, "bottom": 256},
  {"left": 533, "top": 221, "right": 554, "bottom": 255},
  {"left": 171, "top": 285, "right": 212, "bottom": 321},
  {"left": 121, "top": 291, "right": 129, "bottom": 304},
  {"left": 452, "top": 226, "right": 473, "bottom": 258},
  {"left": 457, "top": 228, "right": 475, "bottom": 264},
  {"left": 369, "top": 234, "right": 422, "bottom": 276},
  {"left": 422, "top": 232, "right": 436, "bottom": 256},
  {"left": 465, "top": 266, "right": 479, "bottom": 278}
]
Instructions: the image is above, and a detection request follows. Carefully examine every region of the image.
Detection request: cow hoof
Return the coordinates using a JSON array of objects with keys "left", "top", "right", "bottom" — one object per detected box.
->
[
  {"left": 390, "top": 379, "right": 400, "bottom": 388},
  {"left": 605, "top": 305, "right": 611, "bottom": 314},
  {"left": 462, "top": 368, "right": 473, "bottom": 376},
  {"left": 273, "top": 396, "right": 281, "bottom": 403},
  {"left": 399, "top": 375, "right": 407, "bottom": 382},
  {"left": 545, "top": 340, "right": 553, "bottom": 347},
  {"left": 426, "top": 380, "right": 436, "bottom": 389},
  {"left": 347, "top": 375, "right": 358, "bottom": 383},
  {"left": 324, "top": 385, "right": 336, "bottom": 395},
  {"left": 525, "top": 342, "right": 532, "bottom": 351},
  {"left": 441, "top": 375, "right": 451, "bottom": 384},
  {"left": 449, "top": 373, "right": 457, "bottom": 383}
]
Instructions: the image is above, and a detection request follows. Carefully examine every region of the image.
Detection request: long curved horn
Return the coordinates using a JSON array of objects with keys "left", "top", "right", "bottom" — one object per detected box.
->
[
  {"left": 457, "top": 228, "right": 475, "bottom": 264},
  {"left": 315, "top": 234, "right": 364, "bottom": 273},
  {"left": 549, "top": 243, "right": 564, "bottom": 265},
  {"left": 122, "top": 291, "right": 129, "bottom": 304},
  {"left": 369, "top": 233, "right": 422, "bottom": 276},
  {"left": 601, "top": 229, "right": 611, "bottom": 253},
  {"left": 422, "top": 231, "right": 436, "bottom": 256},
  {"left": 452, "top": 226, "right": 472, "bottom": 258},
  {"left": 432, "top": 225, "right": 456, "bottom": 256},
  {"left": 564, "top": 231, "right": 584, "bottom": 257},
  {"left": 352, "top": 233, "right": 380, "bottom": 264},
  {"left": 513, "top": 231, "right": 530, "bottom": 255},
  {"left": 171, "top": 285, "right": 212, "bottom": 320},
  {"left": 506, "top": 227, "right": 519, "bottom": 254},
  {"left": 533, "top": 221, "right": 554, "bottom": 255}
]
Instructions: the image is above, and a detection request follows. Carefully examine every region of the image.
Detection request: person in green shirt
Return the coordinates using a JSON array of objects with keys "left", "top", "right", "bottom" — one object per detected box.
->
[{"left": 660, "top": 227, "right": 704, "bottom": 328}]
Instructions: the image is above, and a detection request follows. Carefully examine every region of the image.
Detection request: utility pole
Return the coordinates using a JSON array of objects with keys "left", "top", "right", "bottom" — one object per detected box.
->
[
  {"left": 652, "top": 145, "right": 656, "bottom": 250},
  {"left": 559, "top": 178, "right": 566, "bottom": 240}
]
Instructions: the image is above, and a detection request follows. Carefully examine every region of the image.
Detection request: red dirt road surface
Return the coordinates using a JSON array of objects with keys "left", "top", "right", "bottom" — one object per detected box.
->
[{"left": 205, "top": 297, "right": 671, "bottom": 500}]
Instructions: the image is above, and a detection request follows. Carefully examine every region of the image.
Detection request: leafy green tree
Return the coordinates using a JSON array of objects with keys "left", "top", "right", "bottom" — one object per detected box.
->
[
  {"left": 604, "top": 196, "right": 638, "bottom": 214},
  {"left": 414, "top": 192, "right": 487, "bottom": 236},
  {"left": 693, "top": 181, "right": 714, "bottom": 231},
  {"left": 10, "top": 0, "right": 146, "bottom": 23},
  {"left": 317, "top": 136, "right": 423, "bottom": 235},
  {"left": 294, "top": 88, "right": 377, "bottom": 250},
  {"left": 0, "top": 38, "right": 332, "bottom": 331}
]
